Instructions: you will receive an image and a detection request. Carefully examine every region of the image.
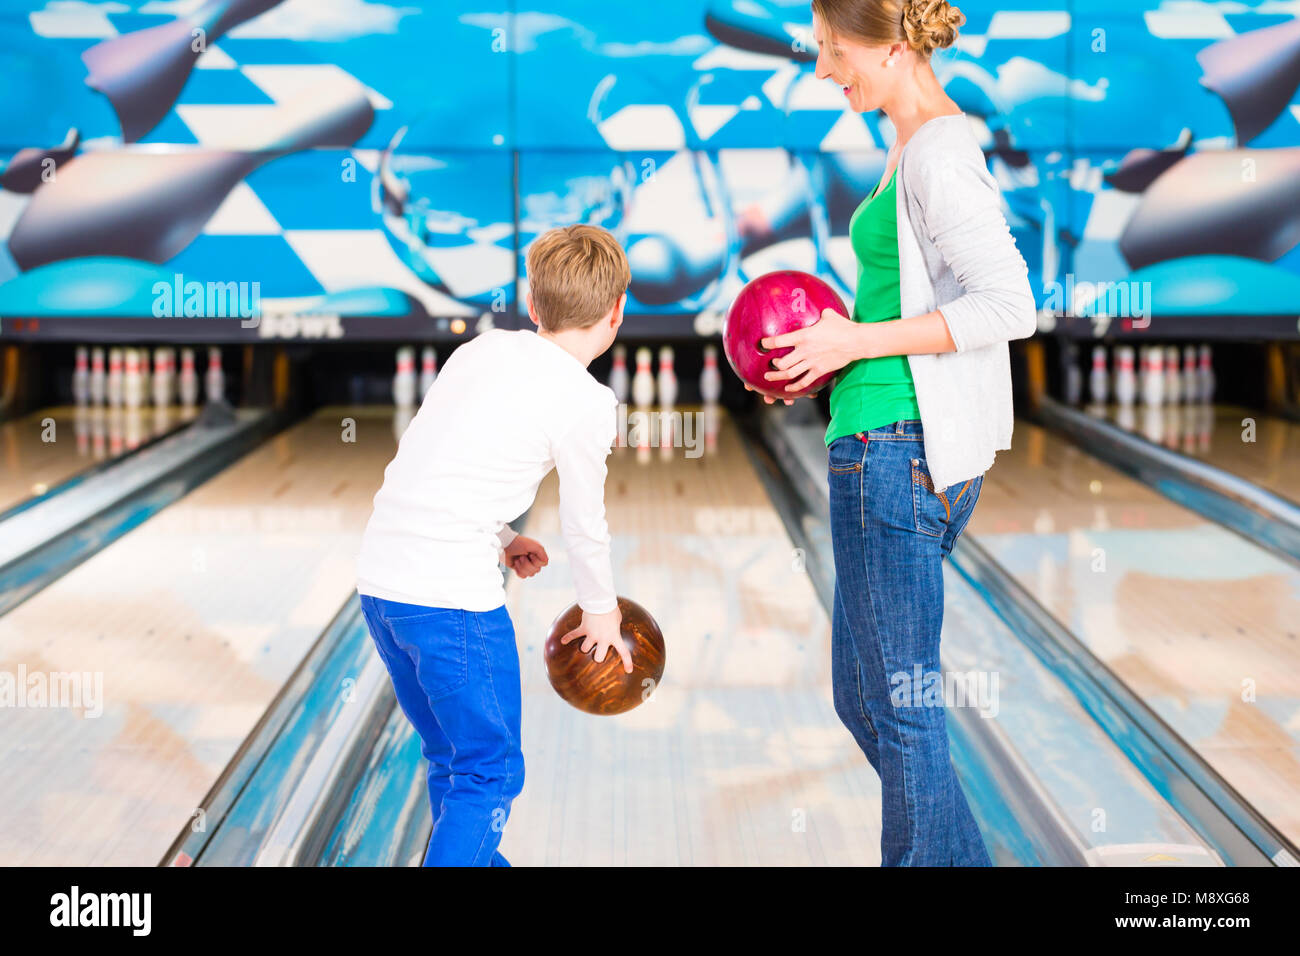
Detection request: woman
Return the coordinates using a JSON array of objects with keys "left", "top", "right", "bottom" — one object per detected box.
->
[{"left": 759, "top": 0, "right": 1037, "bottom": 865}]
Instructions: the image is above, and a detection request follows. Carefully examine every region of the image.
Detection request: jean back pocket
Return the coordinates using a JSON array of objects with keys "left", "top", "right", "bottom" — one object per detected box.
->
[{"left": 386, "top": 608, "right": 469, "bottom": 701}]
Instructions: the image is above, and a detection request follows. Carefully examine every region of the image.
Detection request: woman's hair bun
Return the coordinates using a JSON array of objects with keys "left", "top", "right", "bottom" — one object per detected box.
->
[{"left": 901, "top": 0, "right": 965, "bottom": 58}]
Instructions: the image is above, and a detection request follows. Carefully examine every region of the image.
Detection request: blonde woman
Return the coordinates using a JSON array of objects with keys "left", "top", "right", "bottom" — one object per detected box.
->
[{"left": 761, "top": 0, "right": 1037, "bottom": 865}]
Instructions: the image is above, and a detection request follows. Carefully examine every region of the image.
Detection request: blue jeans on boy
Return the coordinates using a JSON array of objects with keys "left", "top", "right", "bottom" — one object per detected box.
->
[
  {"left": 827, "top": 420, "right": 991, "bottom": 867},
  {"left": 359, "top": 595, "right": 524, "bottom": 867}
]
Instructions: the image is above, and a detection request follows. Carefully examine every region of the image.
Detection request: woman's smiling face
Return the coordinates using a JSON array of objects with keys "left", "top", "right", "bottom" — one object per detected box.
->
[{"left": 812, "top": 11, "right": 896, "bottom": 114}]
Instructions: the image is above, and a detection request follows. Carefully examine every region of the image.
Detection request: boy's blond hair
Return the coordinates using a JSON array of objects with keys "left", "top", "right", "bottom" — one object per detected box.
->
[{"left": 525, "top": 224, "right": 630, "bottom": 332}]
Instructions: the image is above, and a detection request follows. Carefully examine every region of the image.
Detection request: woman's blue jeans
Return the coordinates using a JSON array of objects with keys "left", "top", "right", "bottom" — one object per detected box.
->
[
  {"left": 827, "top": 420, "right": 991, "bottom": 866},
  {"left": 360, "top": 595, "right": 523, "bottom": 867}
]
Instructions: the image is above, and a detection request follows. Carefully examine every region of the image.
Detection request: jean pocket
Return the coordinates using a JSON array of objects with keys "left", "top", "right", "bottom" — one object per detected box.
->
[
  {"left": 910, "top": 457, "right": 950, "bottom": 538},
  {"left": 827, "top": 438, "right": 864, "bottom": 476},
  {"left": 945, "top": 474, "right": 983, "bottom": 543},
  {"left": 387, "top": 609, "right": 469, "bottom": 701}
]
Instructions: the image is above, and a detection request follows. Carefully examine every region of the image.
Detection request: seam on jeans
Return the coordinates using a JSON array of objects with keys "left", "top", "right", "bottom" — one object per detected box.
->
[
  {"left": 468, "top": 609, "right": 518, "bottom": 865},
  {"left": 383, "top": 609, "right": 449, "bottom": 623},
  {"left": 858, "top": 441, "right": 867, "bottom": 531},
  {"left": 952, "top": 479, "right": 972, "bottom": 508},
  {"left": 860, "top": 462, "right": 913, "bottom": 846},
  {"left": 941, "top": 477, "right": 983, "bottom": 560},
  {"left": 834, "top": 582, "right": 878, "bottom": 741}
]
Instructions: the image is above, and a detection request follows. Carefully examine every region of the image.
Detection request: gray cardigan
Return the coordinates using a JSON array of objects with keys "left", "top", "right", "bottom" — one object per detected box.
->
[{"left": 895, "top": 113, "right": 1038, "bottom": 492}]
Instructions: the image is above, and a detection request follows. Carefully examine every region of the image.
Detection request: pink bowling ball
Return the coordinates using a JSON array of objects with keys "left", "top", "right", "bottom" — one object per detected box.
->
[{"left": 722, "top": 270, "right": 843, "bottom": 400}]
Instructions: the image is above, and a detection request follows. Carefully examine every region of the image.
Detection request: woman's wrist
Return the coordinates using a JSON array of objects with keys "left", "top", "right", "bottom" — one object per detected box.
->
[{"left": 853, "top": 321, "right": 878, "bottom": 361}]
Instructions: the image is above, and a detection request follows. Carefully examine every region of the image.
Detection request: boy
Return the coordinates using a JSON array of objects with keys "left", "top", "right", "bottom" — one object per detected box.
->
[{"left": 355, "top": 224, "right": 632, "bottom": 866}]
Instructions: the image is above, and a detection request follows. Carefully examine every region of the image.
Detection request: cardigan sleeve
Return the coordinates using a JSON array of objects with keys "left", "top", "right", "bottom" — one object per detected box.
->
[{"left": 905, "top": 148, "right": 1038, "bottom": 352}]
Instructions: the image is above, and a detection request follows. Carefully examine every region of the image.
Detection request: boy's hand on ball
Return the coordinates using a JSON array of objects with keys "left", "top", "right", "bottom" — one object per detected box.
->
[
  {"left": 561, "top": 607, "right": 633, "bottom": 674},
  {"left": 762, "top": 307, "right": 856, "bottom": 392},
  {"left": 504, "top": 535, "right": 549, "bottom": 578}
]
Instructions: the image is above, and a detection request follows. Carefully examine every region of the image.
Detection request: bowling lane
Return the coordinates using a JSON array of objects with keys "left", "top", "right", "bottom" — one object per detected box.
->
[
  {"left": 0, "top": 406, "right": 397, "bottom": 865},
  {"left": 1092, "top": 402, "right": 1300, "bottom": 505},
  {"left": 0, "top": 405, "right": 198, "bottom": 513},
  {"left": 499, "top": 407, "right": 882, "bottom": 866},
  {"left": 967, "top": 420, "right": 1300, "bottom": 846}
]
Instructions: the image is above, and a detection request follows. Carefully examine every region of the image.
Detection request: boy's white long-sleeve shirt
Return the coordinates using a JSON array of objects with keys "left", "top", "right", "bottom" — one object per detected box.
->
[{"left": 356, "top": 329, "right": 618, "bottom": 614}]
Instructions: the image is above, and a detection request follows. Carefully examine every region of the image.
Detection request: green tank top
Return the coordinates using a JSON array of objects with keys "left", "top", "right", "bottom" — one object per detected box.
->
[{"left": 824, "top": 166, "right": 921, "bottom": 446}]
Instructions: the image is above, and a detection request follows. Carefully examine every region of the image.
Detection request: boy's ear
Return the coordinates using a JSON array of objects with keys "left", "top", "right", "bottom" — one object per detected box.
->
[
  {"left": 611, "top": 292, "right": 626, "bottom": 329},
  {"left": 525, "top": 293, "right": 540, "bottom": 329}
]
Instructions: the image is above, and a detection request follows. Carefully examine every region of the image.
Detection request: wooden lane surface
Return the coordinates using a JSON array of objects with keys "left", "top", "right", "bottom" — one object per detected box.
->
[
  {"left": 0, "top": 405, "right": 198, "bottom": 513},
  {"left": 1093, "top": 402, "right": 1300, "bottom": 504},
  {"left": 0, "top": 407, "right": 398, "bottom": 865},
  {"left": 967, "top": 419, "right": 1300, "bottom": 845},
  {"left": 498, "top": 407, "right": 881, "bottom": 866}
]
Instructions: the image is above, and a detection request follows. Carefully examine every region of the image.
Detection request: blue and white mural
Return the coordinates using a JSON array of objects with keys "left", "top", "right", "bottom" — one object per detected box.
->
[{"left": 0, "top": 0, "right": 1297, "bottom": 334}]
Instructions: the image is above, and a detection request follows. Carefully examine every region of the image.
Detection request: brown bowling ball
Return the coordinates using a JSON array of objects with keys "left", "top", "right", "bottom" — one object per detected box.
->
[{"left": 543, "top": 596, "right": 666, "bottom": 715}]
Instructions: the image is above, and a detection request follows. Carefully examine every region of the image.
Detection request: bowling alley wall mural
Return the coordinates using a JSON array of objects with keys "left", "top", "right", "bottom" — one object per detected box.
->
[{"left": 1, "top": 1, "right": 1299, "bottom": 336}]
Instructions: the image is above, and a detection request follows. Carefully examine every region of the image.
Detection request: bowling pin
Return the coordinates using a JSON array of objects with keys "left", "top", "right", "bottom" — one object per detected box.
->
[
  {"left": 393, "top": 346, "right": 416, "bottom": 408},
  {"left": 1165, "top": 404, "right": 1184, "bottom": 450},
  {"left": 1, "top": 128, "right": 79, "bottom": 195},
  {"left": 393, "top": 405, "right": 416, "bottom": 441},
  {"left": 608, "top": 344, "right": 629, "bottom": 404},
  {"left": 81, "top": 0, "right": 296, "bottom": 143},
  {"left": 1116, "top": 402, "right": 1136, "bottom": 434},
  {"left": 90, "top": 347, "right": 107, "bottom": 405},
  {"left": 123, "top": 347, "right": 144, "bottom": 409},
  {"left": 124, "top": 404, "right": 145, "bottom": 449},
  {"left": 419, "top": 346, "right": 438, "bottom": 401},
  {"left": 1088, "top": 345, "right": 1108, "bottom": 405},
  {"left": 108, "top": 405, "right": 124, "bottom": 456},
  {"left": 703, "top": 401, "right": 720, "bottom": 454},
  {"left": 107, "top": 348, "right": 124, "bottom": 407},
  {"left": 205, "top": 346, "right": 225, "bottom": 403},
  {"left": 1113, "top": 345, "right": 1136, "bottom": 407},
  {"left": 1140, "top": 345, "right": 1164, "bottom": 407},
  {"left": 631, "top": 347, "right": 655, "bottom": 408},
  {"left": 152, "top": 347, "right": 174, "bottom": 408},
  {"left": 701, "top": 0, "right": 816, "bottom": 62},
  {"left": 1196, "top": 400, "right": 1212, "bottom": 453},
  {"left": 1182, "top": 346, "right": 1198, "bottom": 404},
  {"left": 178, "top": 347, "right": 199, "bottom": 407},
  {"left": 1164, "top": 345, "right": 1181, "bottom": 404},
  {"left": 1063, "top": 342, "right": 1082, "bottom": 405},
  {"left": 72, "top": 346, "right": 90, "bottom": 406},
  {"left": 700, "top": 344, "right": 722, "bottom": 405},
  {"left": 1141, "top": 403, "right": 1164, "bottom": 444},
  {"left": 75, "top": 404, "right": 90, "bottom": 456},
  {"left": 658, "top": 346, "right": 679, "bottom": 454},
  {"left": 657, "top": 345, "right": 678, "bottom": 409},
  {"left": 90, "top": 406, "right": 106, "bottom": 458},
  {"left": 1181, "top": 404, "right": 1198, "bottom": 456},
  {"left": 10, "top": 88, "right": 374, "bottom": 269},
  {"left": 139, "top": 347, "right": 151, "bottom": 405},
  {"left": 1198, "top": 345, "right": 1215, "bottom": 403}
]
